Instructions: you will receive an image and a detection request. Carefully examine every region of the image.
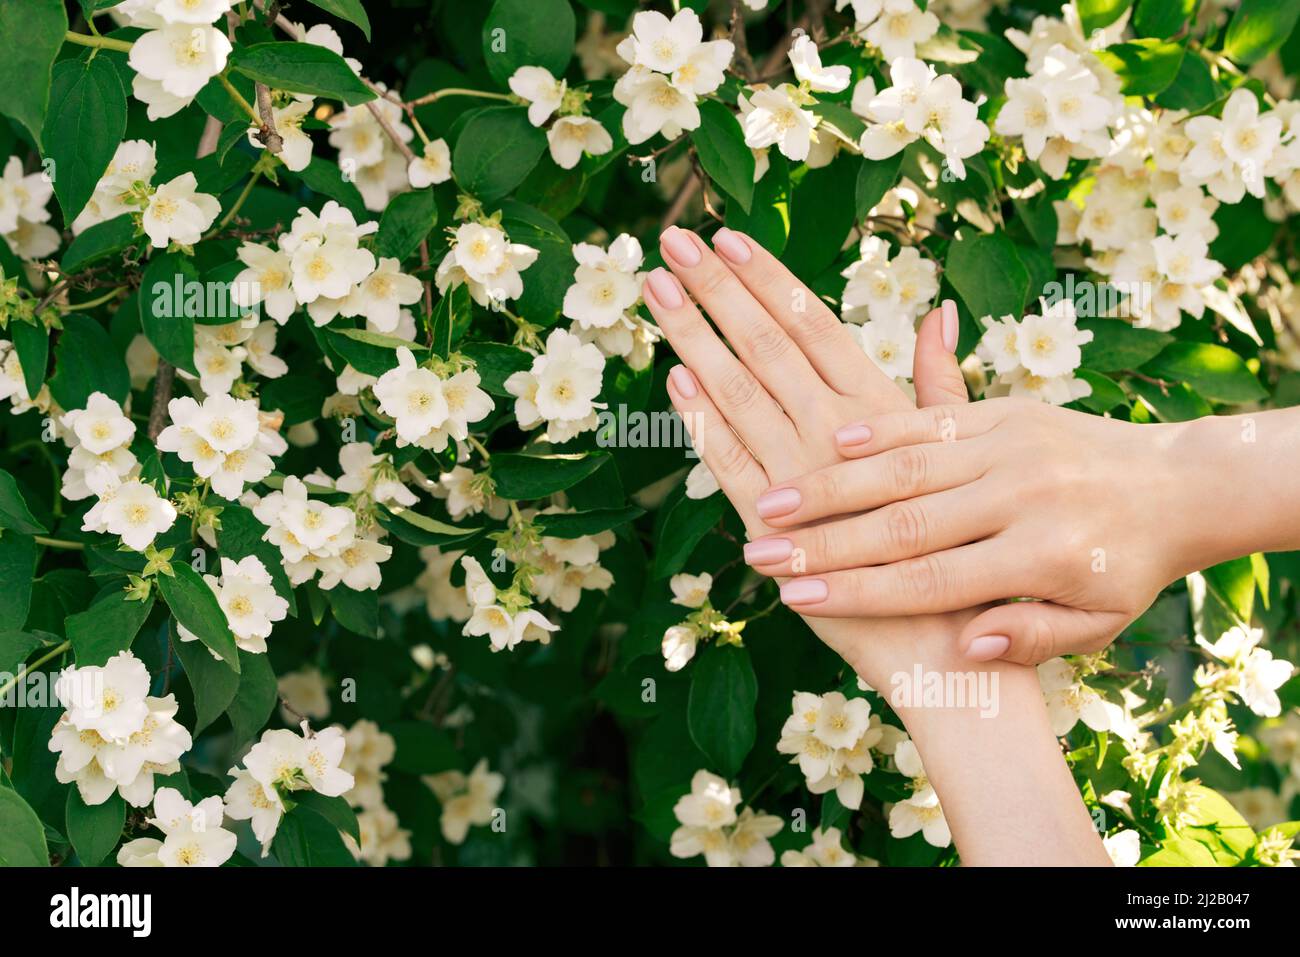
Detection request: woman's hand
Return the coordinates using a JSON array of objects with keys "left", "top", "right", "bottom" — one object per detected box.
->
[{"left": 743, "top": 396, "right": 1300, "bottom": 665}]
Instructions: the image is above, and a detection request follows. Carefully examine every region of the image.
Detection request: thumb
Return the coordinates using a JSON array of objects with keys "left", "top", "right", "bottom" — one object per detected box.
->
[
  {"left": 959, "top": 601, "right": 1130, "bottom": 666},
  {"left": 912, "top": 299, "right": 969, "bottom": 408}
]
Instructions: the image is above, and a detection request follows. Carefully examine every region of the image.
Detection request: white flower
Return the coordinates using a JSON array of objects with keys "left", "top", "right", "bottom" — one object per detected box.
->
[
  {"left": 740, "top": 84, "right": 819, "bottom": 163},
  {"left": 373, "top": 347, "right": 449, "bottom": 445},
  {"left": 318, "top": 533, "right": 392, "bottom": 591},
  {"left": 338, "top": 719, "right": 397, "bottom": 811},
  {"left": 851, "top": 315, "right": 916, "bottom": 380},
  {"left": 509, "top": 65, "right": 567, "bottom": 127},
  {"left": 626, "top": 8, "right": 703, "bottom": 74},
  {"left": 277, "top": 668, "right": 332, "bottom": 722},
  {"left": 0, "top": 156, "right": 54, "bottom": 235},
  {"left": 147, "top": 788, "right": 237, "bottom": 868},
  {"left": 223, "top": 767, "right": 287, "bottom": 854},
  {"left": 436, "top": 225, "right": 538, "bottom": 308},
  {"left": 178, "top": 556, "right": 288, "bottom": 655},
  {"left": 341, "top": 257, "right": 423, "bottom": 333},
  {"left": 562, "top": 234, "right": 644, "bottom": 329},
  {"left": 613, "top": 67, "right": 701, "bottom": 144},
  {"left": 348, "top": 804, "right": 412, "bottom": 866},
  {"left": 92, "top": 479, "right": 177, "bottom": 552},
  {"left": 152, "top": 0, "right": 236, "bottom": 24},
  {"left": 841, "top": 240, "right": 937, "bottom": 323},
  {"left": 142, "top": 173, "right": 220, "bottom": 248},
  {"left": 247, "top": 98, "right": 315, "bottom": 171},
  {"left": 243, "top": 725, "right": 355, "bottom": 800},
  {"left": 1154, "top": 185, "right": 1219, "bottom": 241},
  {"left": 1015, "top": 300, "right": 1093, "bottom": 378},
  {"left": 670, "top": 572, "right": 712, "bottom": 609},
  {"left": 814, "top": 692, "right": 872, "bottom": 750},
  {"left": 1103, "top": 829, "right": 1141, "bottom": 866},
  {"left": 419, "top": 368, "right": 494, "bottom": 453},
  {"left": 1038, "top": 657, "right": 1115, "bottom": 735},
  {"left": 506, "top": 328, "right": 605, "bottom": 440},
  {"left": 1183, "top": 89, "right": 1281, "bottom": 203},
  {"left": 62, "top": 392, "right": 135, "bottom": 455},
  {"left": 423, "top": 759, "right": 504, "bottom": 844},
  {"left": 975, "top": 314, "right": 1023, "bottom": 375},
  {"left": 781, "top": 826, "right": 859, "bottom": 867},
  {"left": 1196, "top": 625, "right": 1295, "bottom": 718},
  {"left": 661, "top": 624, "right": 699, "bottom": 672},
  {"left": 788, "top": 35, "right": 850, "bottom": 93},
  {"left": 129, "top": 23, "right": 232, "bottom": 108},
  {"left": 726, "top": 808, "right": 783, "bottom": 867},
  {"left": 233, "top": 243, "right": 299, "bottom": 324},
  {"left": 54, "top": 652, "right": 151, "bottom": 742},
  {"left": 685, "top": 461, "right": 719, "bottom": 499},
  {"left": 670, "top": 770, "right": 739, "bottom": 852},
  {"left": 433, "top": 465, "right": 504, "bottom": 520},
  {"left": 889, "top": 740, "right": 951, "bottom": 848},
  {"left": 863, "top": 0, "right": 939, "bottom": 61},
  {"left": 546, "top": 115, "right": 614, "bottom": 170},
  {"left": 407, "top": 138, "right": 452, "bottom": 189}
]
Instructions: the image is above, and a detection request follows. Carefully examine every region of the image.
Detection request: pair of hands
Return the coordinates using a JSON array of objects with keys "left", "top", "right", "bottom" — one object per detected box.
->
[{"left": 643, "top": 225, "right": 1200, "bottom": 668}]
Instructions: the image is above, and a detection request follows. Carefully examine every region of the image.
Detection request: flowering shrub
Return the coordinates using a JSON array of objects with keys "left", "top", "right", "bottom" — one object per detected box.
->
[{"left": 0, "top": 0, "right": 1298, "bottom": 869}]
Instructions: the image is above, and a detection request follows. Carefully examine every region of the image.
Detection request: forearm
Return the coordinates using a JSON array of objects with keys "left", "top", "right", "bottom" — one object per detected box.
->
[{"left": 822, "top": 614, "right": 1111, "bottom": 866}]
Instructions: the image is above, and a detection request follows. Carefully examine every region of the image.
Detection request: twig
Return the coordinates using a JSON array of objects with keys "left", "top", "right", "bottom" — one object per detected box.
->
[
  {"left": 254, "top": 83, "right": 284, "bottom": 154},
  {"left": 661, "top": 176, "right": 701, "bottom": 231},
  {"left": 729, "top": 0, "right": 758, "bottom": 83},
  {"left": 148, "top": 361, "right": 176, "bottom": 442}
]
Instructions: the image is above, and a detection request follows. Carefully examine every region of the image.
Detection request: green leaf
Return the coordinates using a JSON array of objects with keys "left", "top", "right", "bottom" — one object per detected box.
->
[
  {"left": 375, "top": 188, "right": 438, "bottom": 261},
  {"left": 65, "top": 788, "right": 125, "bottom": 867},
  {"left": 0, "top": 469, "right": 47, "bottom": 534},
  {"left": 687, "top": 645, "right": 758, "bottom": 778},
  {"left": 945, "top": 230, "right": 1030, "bottom": 321},
  {"left": 259, "top": 374, "right": 330, "bottom": 426},
  {"left": 1225, "top": 0, "right": 1300, "bottom": 66},
  {"left": 0, "top": 0, "right": 67, "bottom": 149},
  {"left": 781, "top": 156, "right": 858, "bottom": 281},
  {"left": 1211, "top": 194, "right": 1275, "bottom": 271},
  {"left": 453, "top": 106, "right": 548, "bottom": 203},
  {"left": 139, "top": 253, "right": 199, "bottom": 375},
  {"left": 652, "top": 488, "right": 726, "bottom": 579},
  {"left": 855, "top": 153, "right": 903, "bottom": 222},
  {"left": 1073, "top": 369, "right": 1127, "bottom": 413},
  {"left": 377, "top": 505, "right": 481, "bottom": 547},
  {"left": 272, "top": 803, "right": 357, "bottom": 866},
  {"left": 1097, "top": 39, "right": 1186, "bottom": 96},
  {"left": 302, "top": 0, "right": 372, "bottom": 40},
  {"left": 296, "top": 157, "right": 367, "bottom": 219},
  {"left": 481, "top": 0, "right": 576, "bottom": 87},
  {"left": 173, "top": 621, "right": 240, "bottom": 734},
  {"left": 430, "top": 283, "right": 472, "bottom": 360},
  {"left": 293, "top": 791, "right": 360, "bottom": 844},
  {"left": 49, "top": 313, "right": 131, "bottom": 410},
  {"left": 1077, "top": 0, "right": 1134, "bottom": 33},
  {"left": 726, "top": 152, "right": 791, "bottom": 255},
  {"left": 1134, "top": 0, "right": 1197, "bottom": 38},
  {"left": 10, "top": 319, "right": 49, "bottom": 401},
  {"left": 59, "top": 214, "right": 139, "bottom": 274},
  {"left": 0, "top": 787, "right": 49, "bottom": 866},
  {"left": 325, "top": 327, "right": 427, "bottom": 377},
  {"left": 158, "top": 564, "right": 240, "bottom": 670},
  {"left": 389, "top": 721, "right": 460, "bottom": 773},
  {"left": 0, "top": 629, "right": 41, "bottom": 676},
  {"left": 1143, "top": 342, "right": 1267, "bottom": 403},
  {"left": 1154, "top": 54, "right": 1220, "bottom": 111},
  {"left": 459, "top": 341, "right": 533, "bottom": 395},
  {"left": 66, "top": 591, "right": 154, "bottom": 667},
  {"left": 41, "top": 55, "right": 127, "bottom": 223},
  {"left": 327, "top": 586, "right": 378, "bottom": 638},
  {"left": 226, "top": 650, "right": 278, "bottom": 748},
  {"left": 1129, "top": 378, "right": 1213, "bottom": 422},
  {"left": 690, "top": 100, "right": 754, "bottom": 214},
  {"left": 1077, "top": 318, "right": 1173, "bottom": 372},
  {"left": 229, "top": 42, "right": 376, "bottom": 106},
  {"left": 490, "top": 452, "right": 610, "bottom": 500},
  {"left": 534, "top": 506, "right": 644, "bottom": 539},
  {"left": 0, "top": 534, "right": 37, "bottom": 630}
]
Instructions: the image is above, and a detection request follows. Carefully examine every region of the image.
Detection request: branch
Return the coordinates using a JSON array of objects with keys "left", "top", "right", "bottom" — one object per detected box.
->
[
  {"left": 148, "top": 360, "right": 176, "bottom": 442},
  {"left": 254, "top": 83, "right": 284, "bottom": 154}
]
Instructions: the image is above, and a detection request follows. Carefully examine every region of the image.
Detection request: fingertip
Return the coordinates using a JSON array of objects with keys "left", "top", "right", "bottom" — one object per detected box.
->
[
  {"left": 834, "top": 422, "right": 873, "bottom": 449},
  {"left": 941, "top": 299, "right": 959, "bottom": 353},
  {"left": 964, "top": 634, "right": 1011, "bottom": 662},
  {"left": 644, "top": 267, "right": 684, "bottom": 309},
  {"left": 668, "top": 364, "right": 699, "bottom": 400}
]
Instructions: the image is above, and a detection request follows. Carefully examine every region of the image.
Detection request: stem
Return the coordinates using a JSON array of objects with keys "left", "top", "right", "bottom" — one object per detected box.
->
[
  {"left": 0, "top": 641, "right": 72, "bottom": 700},
  {"left": 65, "top": 287, "right": 126, "bottom": 311},
  {"left": 405, "top": 88, "right": 515, "bottom": 108},
  {"left": 216, "top": 170, "right": 262, "bottom": 231},
  {"left": 217, "top": 72, "right": 262, "bottom": 125},
  {"left": 64, "top": 31, "right": 133, "bottom": 53},
  {"left": 34, "top": 536, "right": 85, "bottom": 551},
  {"left": 254, "top": 82, "right": 284, "bottom": 154},
  {"left": 148, "top": 361, "right": 177, "bottom": 442}
]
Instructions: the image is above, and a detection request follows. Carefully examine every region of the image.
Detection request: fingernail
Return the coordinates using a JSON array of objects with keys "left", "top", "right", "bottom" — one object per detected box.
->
[
  {"left": 835, "top": 423, "right": 872, "bottom": 447},
  {"left": 743, "top": 538, "right": 792, "bottom": 564},
  {"left": 661, "top": 226, "right": 702, "bottom": 267},
  {"left": 668, "top": 365, "right": 698, "bottom": 399},
  {"left": 712, "top": 228, "right": 751, "bottom": 264},
  {"left": 966, "top": 635, "right": 1010, "bottom": 661},
  {"left": 646, "top": 267, "right": 683, "bottom": 308},
  {"left": 941, "top": 299, "right": 958, "bottom": 353},
  {"left": 781, "top": 578, "right": 828, "bottom": 605},
  {"left": 755, "top": 487, "right": 801, "bottom": 519}
]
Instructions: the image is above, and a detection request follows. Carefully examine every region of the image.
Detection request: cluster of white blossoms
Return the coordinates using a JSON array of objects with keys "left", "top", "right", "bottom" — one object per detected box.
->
[
  {"left": 430, "top": 465, "right": 507, "bottom": 522},
  {"left": 460, "top": 555, "right": 559, "bottom": 652},
  {"left": 840, "top": 236, "right": 939, "bottom": 379},
  {"left": 505, "top": 328, "right": 607, "bottom": 443},
  {"left": 739, "top": 37, "right": 847, "bottom": 167},
  {"left": 71, "top": 139, "right": 219, "bottom": 248},
  {"left": 329, "top": 83, "right": 415, "bottom": 212},
  {"left": 224, "top": 723, "right": 355, "bottom": 854},
  {"left": 0, "top": 339, "right": 48, "bottom": 416},
  {"left": 236, "top": 202, "right": 422, "bottom": 329},
  {"left": 782, "top": 826, "right": 872, "bottom": 867},
  {"left": 423, "top": 759, "right": 505, "bottom": 845},
  {"left": 59, "top": 392, "right": 178, "bottom": 551},
  {"left": 177, "top": 555, "right": 289, "bottom": 655},
  {"left": 613, "top": 8, "right": 734, "bottom": 144},
  {"left": 670, "top": 770, "right": 783, "bottom": 867},
  {"left": 373, "top": 347, "right": 494, "bottom": 452},
  {"left": 48, "top": 652, "right": 191, "bottom": 807},
  {"left": 855, "top": 57, "right": 989, "bottom": 179},
  {"left": 777, "top": 690, "right": 907, "bottom": 810},
  {"left": 659, "top": 572, "right": 743, "bottom": 672},
  {"left": 436, "top": 220, "right": 541, "bottom": 310},
  {"left": 888, "top": 739, "right": 951, "bottom": 848},
  {"left": 308, "top": 441, "right": 419, "bottom": 512},
  {"left": 179, "top": 318, "right": 288, "bottom": 397},
  {"left": 416, "top": 546, "right": 472, "bottom": 622},
  {"left": 338, "top": 720, "right": 411, "bottom": 867},
  {"left": 112, "top": 0, "right": 234, "bottom": 120},
  {"left": 509, "top": 65, "right": 614, "bottom": 170},
  {"left": 117, "top": 788, "right": 238, "bottom": 868},
  {"left": 156, "top": 392, "right": 279, "bottom": 500},
  {"left": 0, "top": 156, "right": 58, "bottom": 260},
  {"left": 838, "top": 0, "right": 940, "bottom": 60},
  {"left": 251, "top": 475, "right": 391, "bottom": 590},
  {"left": 1195, "top": 625, "right": 1295, "bottom": 719},
  {"left": 975, "top": 297, "right": 1094, "bottom": 405},
  {"left": 561, "top": 234, "right": 658, "bottom": 370}
]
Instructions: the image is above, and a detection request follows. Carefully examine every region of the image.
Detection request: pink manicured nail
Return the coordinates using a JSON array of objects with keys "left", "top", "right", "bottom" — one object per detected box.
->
[
  {"left": 941, "top": 299, "right": 959, "bottom": 353},
  {"left": 835, "top": 424, "right": 872, "bottom": 447},
  {"left": 646, "top": 267, "right": 683, "bottom": 308},
  {"left": 781, "top": 579, "right": 828, "bottom": 605},
  {"left": 712, "top": 228, "right": 751, "bottom": 264},
  {"left": 966, "top": 635, "right": 1010, "bottom": 661},
  {"left": 668, "top": 365, "right": 698, "bottom": 399},
  {"left": 661, "top": 226, "right": 702, "bottom": 267},
  {"left": 743, "top": 538, "right": 792, "bottom": 564},
  {"left": 755, "top": 487, "right": 801, "bottom": 519}
]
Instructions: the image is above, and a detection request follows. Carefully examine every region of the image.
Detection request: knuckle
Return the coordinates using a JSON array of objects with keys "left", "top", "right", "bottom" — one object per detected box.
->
[
  {"left": 888, "top": 446, "right": 930, "bottom": 497},
  {"left": 695, "top": 265, "right": 731, "bottom": 298},
  {"left": 713, "top": 434, "right": 752, "bottom": 475},
  {"left": 1022, "top": 614, "right": 1057, "bottom": 663},
  {"left": 899, "top": 554, "right": 948, "bottom": 602},
  {"left": 718, "top": 368, "right": 761, "bottom": 410},
  {"left": 746, "top": 323, "right": 791, "bottom": 363},
  {"left": 926, "top": 405, "right": 961, "bottom": 442},
  {"left": 800, "top": 305, "right": 842, "bottom": 344},
  {"left": 809, "top": 521, "right": 841, "bottom": 567},
  {"left": 883, "top": 501, "right": 929, "bottom": 557},
  {"left": 810, "top": 468, "right": 842, "bottom": 511}
]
